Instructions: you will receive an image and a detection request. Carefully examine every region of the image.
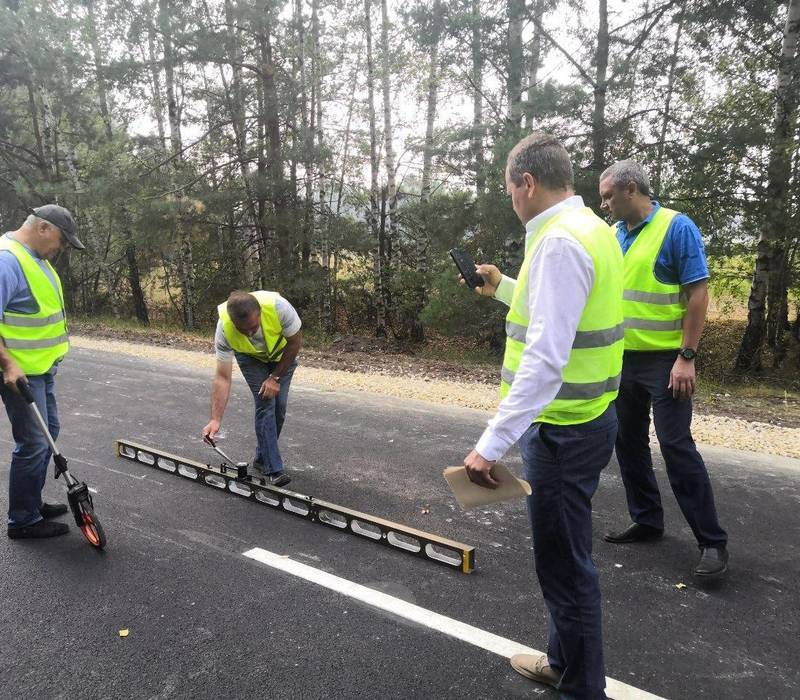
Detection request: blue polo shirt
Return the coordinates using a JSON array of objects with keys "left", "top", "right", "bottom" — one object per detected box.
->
[
  {"left": 615, "top": 202, "right": 709, "bottom": 286},
  {"left": 0, "top": 233, "right": 61, "bottom": 315}
]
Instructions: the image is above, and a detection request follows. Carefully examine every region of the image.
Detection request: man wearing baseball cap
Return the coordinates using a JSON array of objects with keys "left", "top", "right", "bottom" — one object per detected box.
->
[{"left": 0, "top": 205, "right": 85, "bottom": 539}]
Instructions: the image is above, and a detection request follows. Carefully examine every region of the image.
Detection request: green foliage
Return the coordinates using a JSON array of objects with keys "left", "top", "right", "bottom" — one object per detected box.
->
[
  {"left": 420, "top": 267, "right": 505, "bottom": 351},
  {"left": 0, "top": 0, "right": 797, "bottom": 372}
]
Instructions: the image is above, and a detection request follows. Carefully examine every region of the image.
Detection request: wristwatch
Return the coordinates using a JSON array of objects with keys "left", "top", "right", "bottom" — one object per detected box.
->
[
  {"left": 678, "top": 348, "right": 697, "bottom": 361},
  {"left": 268, "top": 374, "right": 281, "bottom": 382}
]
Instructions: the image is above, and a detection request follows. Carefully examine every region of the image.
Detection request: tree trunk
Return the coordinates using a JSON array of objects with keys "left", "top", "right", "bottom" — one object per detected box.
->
[
  {"left": 311, "top": 0, "right": 331, "bottom": 330},
  {"left": 329, "top": 49, "right": 362, "bottom": 330},
  {"left": 591, "top": 0, "right": 609, "bottom": 176},
  {"left": 471, "top": 0, "right": 485, "bottom": 195},
  {"left": 413, "top": 0, "right": 443, "bottom": 342},
  {"left": 255, "top": 76, "right": 268, "bottom": 288},
  {"left": 736, "top": 0, "right": 800, "bottom": 372},
  {"left": 25, "top": 82, "right": 46, "bottom": 177},
  {"left": 652, "top": 6, "right": 684, "bottom": 199},
  {"left": 506, "top": 0, "right": 524, "bottom": 130},
  {"left": 215, "top": 0, "right": 266, "bottom": 273},
  {"left": 87, "top": 0, "right": 149, "bottom": 324},
  {"left": 365, "top": 0, "right": 386, "bottom": 337},
  {"left": 295, "top": 0, "right": 313, "bottom": 271},
  {"left": 256, "top": 6, "right": 288, "bottom": 274},
  {"left": 525, "top": 0, "right": 545, "bottom": 129},
  {"left": 380, "top": 0, "right": 398, "bottom": 331},
  {"left": 146, "top": 7, "right": 167, "bottom": 151},
  {"left": 38, "top": 86, "right": 57, "bottom": 181},
  {"left": 159, "top": 0, "right": 194, "bottom": 329},
  {"left": 224, "top": 0, "right": 246, "bottom": 151},
  {"left": 335, "top": 50, "right": 361, "bottom": 216},
  {"left": 86, "top": 0, "right": 113, "bottom": 141}
]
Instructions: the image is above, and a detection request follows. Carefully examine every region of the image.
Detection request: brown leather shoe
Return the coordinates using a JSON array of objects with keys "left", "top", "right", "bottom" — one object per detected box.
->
[{"left": 510, "top": 653, "right": 561, "bottom": 688}]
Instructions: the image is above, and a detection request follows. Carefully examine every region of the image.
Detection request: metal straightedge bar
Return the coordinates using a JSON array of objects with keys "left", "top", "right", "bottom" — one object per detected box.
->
[{"left": 115, "top": 439, "right": 475, "bottom": 574}]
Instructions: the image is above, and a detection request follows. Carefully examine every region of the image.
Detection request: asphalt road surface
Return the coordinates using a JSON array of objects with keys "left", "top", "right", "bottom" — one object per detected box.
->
[{"left": 1, "top": 346, "right": 798, "bottom": 700}]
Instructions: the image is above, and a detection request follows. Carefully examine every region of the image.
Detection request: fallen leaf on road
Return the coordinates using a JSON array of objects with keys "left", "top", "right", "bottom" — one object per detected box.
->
[{"left": 674, "top": 583, "right": 687, "bottom": 590}]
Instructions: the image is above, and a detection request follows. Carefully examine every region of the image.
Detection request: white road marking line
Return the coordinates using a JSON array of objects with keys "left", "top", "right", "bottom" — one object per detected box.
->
[{"left": 242, "top": 547, "right": 666, "bottom": 700}]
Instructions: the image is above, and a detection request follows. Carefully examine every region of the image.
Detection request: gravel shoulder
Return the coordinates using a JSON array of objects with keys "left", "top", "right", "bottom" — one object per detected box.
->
[{"left": 70, "top": 334, "right": 800, "bottom": 461}]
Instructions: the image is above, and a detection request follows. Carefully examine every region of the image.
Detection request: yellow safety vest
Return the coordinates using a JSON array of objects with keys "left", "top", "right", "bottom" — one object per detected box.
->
[
  {"left": 620, "top": 207, "right": 685, "bottom": 350},
  {"left": 218, "top": 290, "right": 288, "bottom": 363},
  {"left": 500, "top": 207, "right": 625, "bottom": 425},
  {"left": 0, "top": 235, "right": 69, "bottom": 375}
]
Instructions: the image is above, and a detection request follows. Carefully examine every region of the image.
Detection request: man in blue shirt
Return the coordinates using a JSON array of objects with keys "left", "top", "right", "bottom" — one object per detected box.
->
[
  {"left": 598, "top": 161, "right": 728, "bottom": 578},
  {"left": 1, "top": 205, "right": 85, "bottom": 539}
]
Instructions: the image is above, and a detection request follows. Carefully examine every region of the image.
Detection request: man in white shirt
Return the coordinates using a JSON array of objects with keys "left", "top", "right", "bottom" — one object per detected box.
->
[
  {"left": 202, "top": 290, "right": 302, "bottom": 487},
  {"left": 463, "top": 133, "right": 624, "bottom": 699}
]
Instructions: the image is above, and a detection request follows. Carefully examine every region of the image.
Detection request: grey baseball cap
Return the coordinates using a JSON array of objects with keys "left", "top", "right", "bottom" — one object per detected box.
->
[{"left": 31, "top": 204, "right": 85, "bottom": 250}]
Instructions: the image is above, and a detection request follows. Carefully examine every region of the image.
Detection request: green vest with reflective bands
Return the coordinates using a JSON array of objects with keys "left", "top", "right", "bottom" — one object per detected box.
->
[
  {"left": 218, "top": 290, "right": 288, "bottom": 363},
  {"left": 500, "top": 207, "right": 624, "bottom": 426},
  {"left": 621, "top": 207, "right": 685, "bottom": 350},
  {"left": 0, "top": 236, "right": 69, "bottom": 375}
]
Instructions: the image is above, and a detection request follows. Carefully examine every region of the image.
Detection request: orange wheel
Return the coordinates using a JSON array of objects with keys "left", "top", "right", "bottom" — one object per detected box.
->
[{"left": 78, "top": 503, "right": 107, "bottom": 549}]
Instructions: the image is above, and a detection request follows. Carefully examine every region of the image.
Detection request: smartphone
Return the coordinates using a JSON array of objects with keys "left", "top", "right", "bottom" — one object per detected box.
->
[{"left": 449, "top": 248, "right": 485, "bottom": 289}]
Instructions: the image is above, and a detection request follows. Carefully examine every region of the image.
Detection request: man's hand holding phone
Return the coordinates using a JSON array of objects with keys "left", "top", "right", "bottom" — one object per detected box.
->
[
  {"left": 471, "top": 264, "right": 502, "bottom": 297},
  {"left": 457, "top": 262, "right": 502, "bottom": 297},
  {"left": 450, "top": 248, "right": 502, "bottom": 297}
]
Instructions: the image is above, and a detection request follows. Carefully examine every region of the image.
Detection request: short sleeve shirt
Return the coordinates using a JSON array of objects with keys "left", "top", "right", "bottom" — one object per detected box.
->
[
  {"left": 615, "top": 202, "right": 710, "bottom": 286},
  {"left": 0, "top": 233, "right": 61, "bottom": 314},
  {"left": 214, "top": 295, "right": 302, "bottom": 362}
]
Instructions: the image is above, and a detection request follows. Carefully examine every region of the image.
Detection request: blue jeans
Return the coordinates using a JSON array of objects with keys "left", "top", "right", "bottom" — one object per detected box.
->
[
  {"left": 234, "top": 353, "right": 295, "bottom": 475},
  {"left": 614, "top": 350, "right": 727, "bottom": 547},
  {"left": 1, "top": 369, "right": 60, "bottom": 527},
  {"left": 520, "top": 405, "right": 617, "bottom": 700}
]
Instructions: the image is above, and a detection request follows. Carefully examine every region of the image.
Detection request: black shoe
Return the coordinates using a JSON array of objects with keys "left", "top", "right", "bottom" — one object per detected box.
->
[
  {"left": 694, "top": 546, "right": 728, "bottom": 577},
  {"left": 40, "top": 502, "right": 68, "bottom": 519},
  {"left": 8, "top": 520, "right": 69, "bottom": 539},
  {"left": 267, "top": 472, "right": 291, "bottom": 487},
  {"left": 603, "top": 522, "right": 664, "bottom": 544}
]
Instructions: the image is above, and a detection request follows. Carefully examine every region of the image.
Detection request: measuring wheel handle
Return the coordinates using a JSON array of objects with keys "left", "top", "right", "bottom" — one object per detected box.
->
[
  {"left": 53, "top": 453, "right": 69, "bottom": 480},
  {"left": 15, "top": 377, "right": 35, "bottom": 403}
]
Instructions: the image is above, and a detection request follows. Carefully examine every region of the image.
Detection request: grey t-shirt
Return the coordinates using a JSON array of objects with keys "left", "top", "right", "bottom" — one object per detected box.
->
[{"left": 215, "top": 295, "right": 301, "bottom": 363}]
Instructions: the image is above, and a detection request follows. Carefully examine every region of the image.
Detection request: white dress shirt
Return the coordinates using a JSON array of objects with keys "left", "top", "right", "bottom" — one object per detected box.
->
[{"left": 475, "top": 195, "right": 595, "bottom": 461}]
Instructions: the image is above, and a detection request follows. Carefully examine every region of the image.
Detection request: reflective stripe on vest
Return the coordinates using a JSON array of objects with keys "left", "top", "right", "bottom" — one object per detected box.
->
[
  {"left": 505, "top": 320, "right": 625, "bottom": 348},
  {"left": 1, "top": 310, "right": 66, "bottom": 327},
  {"left": 499, "top": 207, "right": 625, "bottom": 426},
  {"left": 3, "top": 333, "right": 70, "bottom": 349},
  {"left": 501, "top": 367, "right": 621, "bottom": 400},
  {"left": 0, "top": 236, "right": 69, "bottom": 375},
  {"left": 218, "top": 291, "right": 288, "bottom": 363},
  {"left": 620, "top": 207, "right": 685, "bottom": 350}
]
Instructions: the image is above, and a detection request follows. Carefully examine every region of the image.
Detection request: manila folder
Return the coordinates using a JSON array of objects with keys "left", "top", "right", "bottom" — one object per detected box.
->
[{"left": 443, "top": 463, "right": 531, "bottom": 510}]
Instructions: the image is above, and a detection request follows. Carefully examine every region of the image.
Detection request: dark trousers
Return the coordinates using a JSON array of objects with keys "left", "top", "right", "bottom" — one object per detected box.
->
[
  {"left": 614, "top": 350, "right": 727, "bottom": 548},
  {"left": 1, "top": 369, "right": 59, "bottom": 526},
  {"left": 520, "top": 405, "right": 617, "bottom": 700}
]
